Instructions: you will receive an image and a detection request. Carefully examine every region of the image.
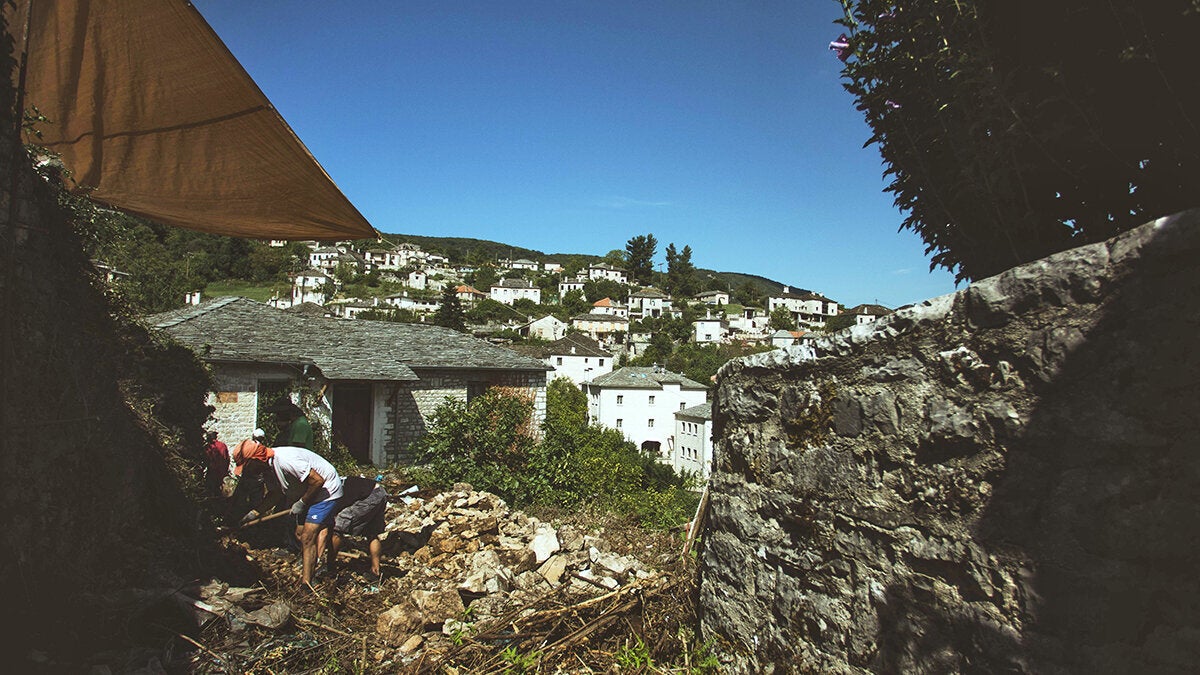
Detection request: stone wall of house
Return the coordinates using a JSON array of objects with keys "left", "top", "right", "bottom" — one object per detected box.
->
[
  {"left": 207, "top": 363, "right": 302, "bottom": 443},
  {"left": 698, "top": 211, "right": 1200, "bottom": 673},
  {"left": 388, "top": 368, "right": 548, "bottom": 463}
]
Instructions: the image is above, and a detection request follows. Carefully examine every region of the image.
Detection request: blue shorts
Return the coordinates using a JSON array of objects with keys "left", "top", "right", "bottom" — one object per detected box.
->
[{"left": 302, "top": 499, "right": 337, "bottom": 526}]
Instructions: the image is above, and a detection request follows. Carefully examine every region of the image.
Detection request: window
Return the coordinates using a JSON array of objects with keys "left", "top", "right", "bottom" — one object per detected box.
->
[
  {"left": 648, "top": 418, "right": 655, "bottom": 428},
  {"left": 556, "top": 357, "right": 563, "bottom": 365},
  {"left": 617, "top": 395, "right": 624, "bottom": 405},
  {"left": 599, "top": 359, "right": 605, "bottom": 366},
  {"left": 616, "top": 419, "right": 623, "bottom": 429},
  {"left": 680, "top": 402, "right": 686, "bottom": 411},
  {"left": 648, "top": 395, "right": 656, "bottom": 405}
]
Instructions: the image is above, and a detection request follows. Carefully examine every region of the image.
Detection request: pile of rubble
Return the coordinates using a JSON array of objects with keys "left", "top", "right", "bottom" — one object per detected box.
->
[{"left": 168, "top": 482, "right": 693, "bottom": 672}]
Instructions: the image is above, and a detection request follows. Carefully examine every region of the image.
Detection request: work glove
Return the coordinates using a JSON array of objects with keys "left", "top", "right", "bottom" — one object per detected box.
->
[
  {"left": 239, "top": 509, "right": 260, "bottom": 526},
  {"left": 290, "top": 500, "right": 308, "bottom": 516}
]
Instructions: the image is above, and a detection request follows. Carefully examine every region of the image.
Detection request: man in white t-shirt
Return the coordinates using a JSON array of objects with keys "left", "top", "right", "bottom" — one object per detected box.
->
[{"left": 232, "top": 439, "right": 343, "bottom": 588}]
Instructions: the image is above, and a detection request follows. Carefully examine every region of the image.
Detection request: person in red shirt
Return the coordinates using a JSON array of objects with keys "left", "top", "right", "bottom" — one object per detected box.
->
[{"left": 203, "top": 430, "right": 230, "bottom": 497}]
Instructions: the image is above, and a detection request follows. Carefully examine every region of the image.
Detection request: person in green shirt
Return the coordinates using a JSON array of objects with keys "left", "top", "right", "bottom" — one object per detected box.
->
[{"left": 268, "top": 398, "right": 314, "bottom": 449}]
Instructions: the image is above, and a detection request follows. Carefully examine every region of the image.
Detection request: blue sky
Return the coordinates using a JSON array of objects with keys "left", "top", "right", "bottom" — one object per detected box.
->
[{"left": 193, "top": 1, "right": 958, "bottom": 308}]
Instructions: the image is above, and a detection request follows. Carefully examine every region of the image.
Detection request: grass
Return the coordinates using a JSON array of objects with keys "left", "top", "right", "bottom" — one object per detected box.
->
[{"left": 204, "top": 280, "right": 289, "bottom": 302}]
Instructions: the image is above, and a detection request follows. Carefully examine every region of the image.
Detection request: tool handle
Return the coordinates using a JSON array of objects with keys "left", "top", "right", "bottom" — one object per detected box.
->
[{"left": 240, "top": 508, "right": 294, "bottom": 529}]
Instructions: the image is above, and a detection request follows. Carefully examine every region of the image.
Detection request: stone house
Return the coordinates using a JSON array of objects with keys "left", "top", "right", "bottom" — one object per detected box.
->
[
  {"left": 583, "top": 366, "right": 708, "bottom": 458},
  {"left": 628, "top": 287, "right": 670, "bottom": 318},
  {"left": 152, "top": 297, "right": 549, "bottom": 466}
]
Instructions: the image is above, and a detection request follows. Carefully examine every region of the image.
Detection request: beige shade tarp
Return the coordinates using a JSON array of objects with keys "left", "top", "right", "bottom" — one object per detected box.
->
[{"left": 7, "top": 0, "right": 378, "bottom": 241}]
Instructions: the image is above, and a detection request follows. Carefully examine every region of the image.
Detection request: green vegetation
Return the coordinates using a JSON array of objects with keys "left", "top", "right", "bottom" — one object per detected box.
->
[
  {"left": 835, "top": 0, "right": 1200, "bottom": 281},
  {"left": 203, "top": 279, "right": 287, "bottom": 302},
  {"left": 414, "top": 381, "right": 699, "bottom": 529}
]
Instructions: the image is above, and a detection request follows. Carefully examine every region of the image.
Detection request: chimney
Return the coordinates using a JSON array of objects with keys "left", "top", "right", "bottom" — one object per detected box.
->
[{"left": 782, "top": 285, "right": 790, "bottom": 294}]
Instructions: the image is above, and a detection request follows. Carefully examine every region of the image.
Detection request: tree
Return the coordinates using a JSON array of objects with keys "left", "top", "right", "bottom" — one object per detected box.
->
[
  {"left": 664, "top": 243, "right": 698, "bottom": 297},
  {"left": 601, "top": 249, "right": 627, "bottom": 267},
  {"left": 561, "top": 289, "right": 590, "bottom": 317},
  {"left": 583, "top": 278, "right": 625, "bottom": 304},
  {"left": 835, "top": 0, "right": 1200, "bottom": 282},
  {"left": 769, "top": 306, "right": 797, "bottom": 331},
  {"left": 734, "top": 280, "right": 763, "bottom": 307},
  {"left": 624, "top": 234, "right": 657, "bottom": 285},
  {"left": 432, "top": 286, "right": 467, "bottom": 332}
]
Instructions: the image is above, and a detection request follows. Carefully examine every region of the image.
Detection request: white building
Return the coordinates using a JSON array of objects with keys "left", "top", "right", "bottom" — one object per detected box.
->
[
  {"left": 521, "top": 315, "right": 568, "bottom": 342},
  {"left": 558, "top": 277, "right": 586, "bottom": 298},
  {"left": 767, "top": 286, "right": 839, "bottom": 327},
  {"left": 583, "top": 366, "right": 708, "bottom": 458},
  {"left": 385, "top": 291, "right": 439, "bottom": 314},
  {"left": 591, "top": 297, "right": 629, "bottom": 318},
  {"left": 628, "top": 287, "right": 670, "bottom": 319},
  {"left": 571, "top": 312, "right": 630, "bottom": 346},
  {"left": 541, "top": 333, "right": 613, "bottom": 385},
  {"left": 695, "top": 290, "right": 730, "bottom": 306},
  {"left": 505, "top": 258, "right": 540, "bottom": 271},
  {"left": 292, "top": 269, "right": 333, "bottom": 306},
  {"left": 845, "top": 303, "right": 892, "bottom": 325},
  {"left": 692, "top": 315, "right": 729, "bottom": 343},
  {"left": 490, "top": 278, "right": 542, "bottom": 305},
  {"left": 587, "top": 263, "right": 628, "bottom": 284},
  {"left": 407, "top": 269, "right": 428, "bottom": 290},
  {"left": 673, "top": 401, "right": 713, "bottom": 480}
]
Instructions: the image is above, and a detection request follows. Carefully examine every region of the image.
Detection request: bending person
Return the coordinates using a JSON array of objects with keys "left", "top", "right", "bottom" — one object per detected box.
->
[
  {"left": 329, "top": 476, "right": 388, "bottom": 578},
  {"left": 232, "top": 438, "right": 343, "bottom": 588}
]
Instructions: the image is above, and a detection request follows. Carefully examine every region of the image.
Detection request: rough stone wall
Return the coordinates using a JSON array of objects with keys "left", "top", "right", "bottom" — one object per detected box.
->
[
  {"left": 207, "top": 362, "right": 303, "bottom": 441},
  {"left": 390, "top": 368, "right": 547, "bottom": 462},
  {"left": 699, "top": 212, "right": 1200, "bottom": 673}
]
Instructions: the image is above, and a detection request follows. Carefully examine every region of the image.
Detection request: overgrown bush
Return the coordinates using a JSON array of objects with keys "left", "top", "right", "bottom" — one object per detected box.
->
[{"left": 416, "top": 381, "right": 699, "bottom": 529}]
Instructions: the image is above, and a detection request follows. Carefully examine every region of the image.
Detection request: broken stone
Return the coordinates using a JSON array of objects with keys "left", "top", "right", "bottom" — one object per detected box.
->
[
  {"left": 537, "top": 554, "right": 568, "bottom": 585},
  {"left": 529, "top": 523, "right": 561, "bottom": 563},
  {"left": 411, "top": 589, "right": 465, "bottom": 625},
  {"left": 377, "top": 598, "right": 422, "bottom": 646}
]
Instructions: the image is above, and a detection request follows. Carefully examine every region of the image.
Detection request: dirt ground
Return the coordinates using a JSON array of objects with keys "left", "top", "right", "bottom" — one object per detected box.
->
[{"left": 73, "top": 481, "right": 714, "bottom": 674}]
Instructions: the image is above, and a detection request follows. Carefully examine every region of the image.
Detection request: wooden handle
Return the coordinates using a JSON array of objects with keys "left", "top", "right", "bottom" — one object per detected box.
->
[{"left": 240, "top": 509, "right": 294, "bottom": 529}]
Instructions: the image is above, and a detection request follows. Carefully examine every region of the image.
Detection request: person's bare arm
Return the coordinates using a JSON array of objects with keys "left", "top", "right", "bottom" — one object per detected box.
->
[{"left": 295, "top": 469, "right": 327, "bottom": 507}]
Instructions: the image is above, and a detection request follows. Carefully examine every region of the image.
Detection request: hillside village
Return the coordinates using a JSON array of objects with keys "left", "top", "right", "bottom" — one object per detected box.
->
[{"left": 147, "top": 237, "right": 896, "bottom": 479}]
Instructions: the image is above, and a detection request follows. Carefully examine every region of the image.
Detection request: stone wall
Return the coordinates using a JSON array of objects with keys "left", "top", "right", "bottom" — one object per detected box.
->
[
  {"left": 699, "top": 211, "right": 1200, "bottom": 673},
  {"left": 390, "top": 368, "right": 547, "bottom": 463}
]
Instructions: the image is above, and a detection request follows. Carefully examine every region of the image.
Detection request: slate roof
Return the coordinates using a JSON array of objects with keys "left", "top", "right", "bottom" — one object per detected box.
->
[
  {"left": 151, "top": 297, "right": 549, "bottom": 381},
  {"left": 846, "top": 303, "right": 892, "bottom": 316},
  {"left": 587, "top": 366, "right": 707, "bottom": 391},
  {"left": 676, "top": 401, "right": 713, "bottom": 420},
  {"left": 495, "top": 278, "right": 535, "bottom": 289},
  {"left": 630, "top": 287, "right": 667, "bottom": 298},
  {"left": 572, "top": 312, "right": 630, "bottom": 323},
  {"left": 547, "top": 333, "right": 611, "bottom": 358}
]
